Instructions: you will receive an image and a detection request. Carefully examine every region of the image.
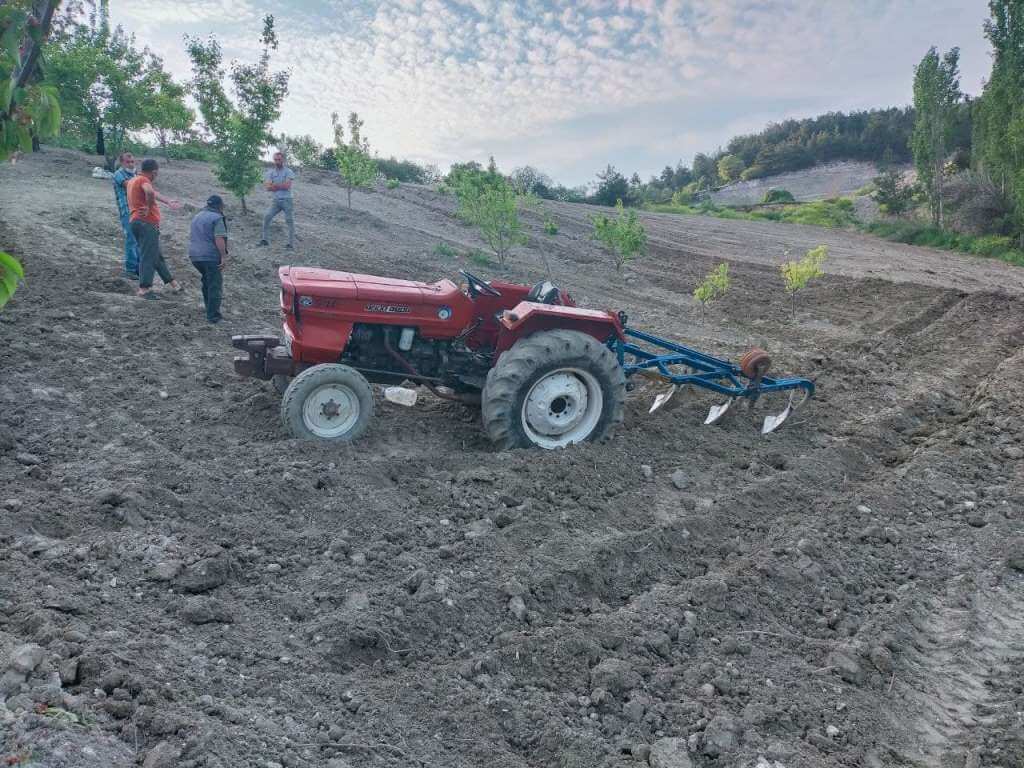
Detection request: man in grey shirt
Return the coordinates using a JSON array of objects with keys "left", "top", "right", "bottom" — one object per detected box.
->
[
  {"left": 259, "top": 151, "right": 295, "bottom": 249},
  {"left": 189, "top": 195, "right": 229, "bottom": 323}
]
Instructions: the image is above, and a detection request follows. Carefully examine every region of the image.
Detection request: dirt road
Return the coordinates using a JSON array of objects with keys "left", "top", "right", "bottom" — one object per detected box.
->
[{"left": 1, "top": 148, "right": 1022, "bottom": 768}]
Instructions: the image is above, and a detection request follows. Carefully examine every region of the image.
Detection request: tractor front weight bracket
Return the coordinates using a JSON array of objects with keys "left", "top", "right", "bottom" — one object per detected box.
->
[{"left": 232, "top": 335, "right": 293, "bottom": 380}]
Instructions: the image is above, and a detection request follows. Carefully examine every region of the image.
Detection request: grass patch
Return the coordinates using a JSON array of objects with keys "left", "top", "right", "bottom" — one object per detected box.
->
[
  {"left": 866, "top": 222, "right": 1024, "bottom": 266},
  {"left": 434, "top": 242, "right": 497, "bottom": 267},
  {"left": 646, "top": 198, "right": 858, "bottom": 229},
  {"left": 648, "top": 193, "right": 1024, "bottom": 269},
  {"left": 762, "top": 188, "right": 796, "bottom": 204},
  {"left": 433, "top": 242, "right": 457, "bottom": 259},
  {"left": 386, "top": 179, "right": 400, "bottom": 189},
  {"left": 779, "top": 198, "right": 857, "bottom": 228}
]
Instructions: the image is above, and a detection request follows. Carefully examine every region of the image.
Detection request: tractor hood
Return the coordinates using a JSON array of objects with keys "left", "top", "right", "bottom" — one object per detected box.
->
[{"left": 281, "top": 266, "right": 460, "bottom": 305}]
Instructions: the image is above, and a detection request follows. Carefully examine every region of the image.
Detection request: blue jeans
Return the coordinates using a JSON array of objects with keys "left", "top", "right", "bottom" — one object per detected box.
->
[
  {"left": 120, "top": 212, "right": 140, "bottom": 274},
  {"left": 262, "top": 198, "right": 295, "bottom": 246}
]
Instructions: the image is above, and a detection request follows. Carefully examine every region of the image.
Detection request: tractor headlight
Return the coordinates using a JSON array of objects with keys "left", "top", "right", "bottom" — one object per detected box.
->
[{"left": 437, "top": 306, "right": 452, "bottom": 320}]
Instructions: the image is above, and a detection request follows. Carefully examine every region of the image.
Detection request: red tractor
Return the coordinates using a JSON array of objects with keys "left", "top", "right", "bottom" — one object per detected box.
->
[{"left": 233, "top": 267, "right": 814, "bottom": 449}]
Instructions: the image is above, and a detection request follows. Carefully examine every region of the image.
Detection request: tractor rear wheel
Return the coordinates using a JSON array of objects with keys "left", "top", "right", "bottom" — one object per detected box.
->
[
  {"left": 281, "top": 364, "right": 373, "bottom": 442},
  {"left": 482, "top": 330, "right": 626, "bottom": 450}
]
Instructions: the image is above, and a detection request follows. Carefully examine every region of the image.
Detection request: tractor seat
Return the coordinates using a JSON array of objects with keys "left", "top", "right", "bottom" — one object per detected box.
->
[{"left": 526, "top": 280, "right": 561, "bottom": 305}]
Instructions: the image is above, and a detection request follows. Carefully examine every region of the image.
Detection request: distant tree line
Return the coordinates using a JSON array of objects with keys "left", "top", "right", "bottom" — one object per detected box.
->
[
  {"left": 900, "top": 0, "right": 1024, "bottom": 244},
  {"left": 971, "top": 0, "right": 1024, "bottom": 239},
  {"left": 544, "top": 107, "right": 968, "bottom": 211},
  {"left": 45, "top": 0, "right": 195, "bottom": 168}
]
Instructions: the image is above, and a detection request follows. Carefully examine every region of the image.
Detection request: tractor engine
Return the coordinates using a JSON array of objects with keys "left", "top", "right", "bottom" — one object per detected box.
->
[{"left": 342, "top": 324, "right": 491, "bottom": 389}]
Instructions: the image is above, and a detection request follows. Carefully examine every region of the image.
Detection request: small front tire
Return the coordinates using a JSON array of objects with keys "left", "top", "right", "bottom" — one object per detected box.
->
[{"left": 281, "top": 364, "right": 374, "bottom": 442}]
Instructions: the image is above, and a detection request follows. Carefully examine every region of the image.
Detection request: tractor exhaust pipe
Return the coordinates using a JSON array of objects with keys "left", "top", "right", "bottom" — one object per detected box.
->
[{"left": 382, "top": 331, "right": 481, "bottom": 406}]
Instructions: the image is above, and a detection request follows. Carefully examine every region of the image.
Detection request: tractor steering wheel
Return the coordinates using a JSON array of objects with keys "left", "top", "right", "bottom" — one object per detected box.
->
[{"left": 459, "top": 269, "right": 501, "bottom": 298}]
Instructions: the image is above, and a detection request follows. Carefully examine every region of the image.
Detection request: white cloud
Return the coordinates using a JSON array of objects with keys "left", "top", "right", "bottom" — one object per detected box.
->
[{"left": 109, "top": 0, "right": 992, "bottom": 185}]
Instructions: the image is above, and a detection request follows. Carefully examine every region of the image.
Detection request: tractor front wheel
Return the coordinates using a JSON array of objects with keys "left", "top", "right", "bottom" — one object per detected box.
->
[
  {"left": 482, "top": 330, "right": 625, "bottom": 450},
  {"left": 281, "top": 364, "right": 374, "bottom": 442}
]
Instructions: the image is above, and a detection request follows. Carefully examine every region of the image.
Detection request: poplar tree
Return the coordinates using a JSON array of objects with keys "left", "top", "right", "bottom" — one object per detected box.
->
[
  {"left": 973, "top": 0, "right": 1024, "bottom": 241},
  {"left": 912, "top": 47, "right": 961, "bottom": 227},
  {"left": 332, "top": 111, "right": 377, "bottom": 208}
]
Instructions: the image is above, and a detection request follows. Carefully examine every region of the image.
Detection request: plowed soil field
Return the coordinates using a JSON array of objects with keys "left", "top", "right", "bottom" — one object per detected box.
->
[{"left": 2, "top": 149, "right": 1022, "bottom": 768}]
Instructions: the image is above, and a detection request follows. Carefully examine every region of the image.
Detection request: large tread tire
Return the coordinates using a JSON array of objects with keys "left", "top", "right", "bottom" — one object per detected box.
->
[
  {"left": 482, "top": 329, "right": 626, "bottom": 450},
  {"left": 280, "top": 364, "right": 374, "bottom": 443}
]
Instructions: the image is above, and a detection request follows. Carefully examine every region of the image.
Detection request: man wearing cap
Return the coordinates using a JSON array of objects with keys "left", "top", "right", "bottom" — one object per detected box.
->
[{"left": 188, "top": 195, "right": 229, "bottom": 324}]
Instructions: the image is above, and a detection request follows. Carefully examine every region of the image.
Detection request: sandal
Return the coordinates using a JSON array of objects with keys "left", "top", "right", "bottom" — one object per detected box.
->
[{"left": 139, "top": 291, "right": 160, "bottom": 300}]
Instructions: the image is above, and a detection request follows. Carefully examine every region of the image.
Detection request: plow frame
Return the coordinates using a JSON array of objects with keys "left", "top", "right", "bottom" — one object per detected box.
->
[{"left": 615, "top": 327, "right": 815, "bottom": 401}]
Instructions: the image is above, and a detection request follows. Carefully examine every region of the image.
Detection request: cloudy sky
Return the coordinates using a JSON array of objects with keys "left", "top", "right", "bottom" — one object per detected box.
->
[{"left": 110, "top": 0, "right": 991, "bottom": 187}]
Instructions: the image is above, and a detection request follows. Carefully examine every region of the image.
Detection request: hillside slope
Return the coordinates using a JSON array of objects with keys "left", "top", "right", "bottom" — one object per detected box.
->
[
  {"left": 1, "top": 149, "right": 1022, "bottom": 768},
  {"left": 708, "top": 161, "right": 894, "bottom": 206}
]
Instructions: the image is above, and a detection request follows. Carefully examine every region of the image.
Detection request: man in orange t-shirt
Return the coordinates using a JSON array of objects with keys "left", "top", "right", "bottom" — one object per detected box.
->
[{"left": 127, "top": 158, "right": 182, "bottom": 299}]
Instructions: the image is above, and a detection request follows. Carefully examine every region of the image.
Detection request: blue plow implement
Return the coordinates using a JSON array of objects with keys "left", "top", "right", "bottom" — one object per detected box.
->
[{"left": 614, "top": 326, "right": 815, "bottom": 434}]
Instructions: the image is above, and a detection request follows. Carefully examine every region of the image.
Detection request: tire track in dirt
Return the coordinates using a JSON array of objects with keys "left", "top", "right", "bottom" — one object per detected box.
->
[{"left": 897, "top": 587, "right": 1024, "bottom": 767}]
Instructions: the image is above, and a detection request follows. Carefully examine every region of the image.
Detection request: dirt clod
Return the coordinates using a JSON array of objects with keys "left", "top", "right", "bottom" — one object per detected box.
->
[
  {"left": 649, "top": 736, "right": 692, "bottom": 768},
  {"left": 174, "top": 555, "right": 231, "bottom": 594},
  {"left": 703, "top": 714, "right": 740, "bottom": 757}
]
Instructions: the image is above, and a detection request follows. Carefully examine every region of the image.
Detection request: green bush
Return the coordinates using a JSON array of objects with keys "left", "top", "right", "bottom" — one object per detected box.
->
[
  {"left": 593, "top": 200, "right": 647, "bottom": 271},
  {"left": 740, "top": 165, "right": 767, "bottom": 180},
  {"left": 454, "top": 173, "right": 525, "bottom": 265},
  {"left": 762, "top": 188, "right": 796, "bottom": 204},
  {"left": 779, "top": 199, "right": 857, "bottom": 228},
  {"left": 467, "top": 249, "right": 491, "bottom": 267},
  {"left": 693, "top": 263, "right": 730, "bottom": 320},
  {"left": 46, "top": 134, "right": 96, "bottom": 154},
  {"left": 866, "top": 222, "right": 1024, "bottom": 266},
  {"left": 386, "top": 179, "right": 400, "bottom": 189},
  {"left": 434, "top": 242, "right": 457, "bottom": 259},
  {"left": 671, "top": 182, "right": 701, "bottom": 206},
  {"left": 781, "top": 245, "right": 827, "bottom": 318},
  {"left": 543, "top": 213, "right": 558, "bottom": 235},
  {"left": 0, "top": 251, "right": 24, "bottom": 309},
  {"left": 968, "top": 234, "right": 1016, "bottom": 257},
  {"left": 160, "top": 141, "right": 217, "bottom": 162},
  {"left": 872, "top": 170, "right": 913, "bottom": 215}
]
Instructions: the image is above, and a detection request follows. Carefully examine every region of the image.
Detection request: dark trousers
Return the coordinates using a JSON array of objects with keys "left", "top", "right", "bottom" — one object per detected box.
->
[
  {"left": 130, "top": 220, "right": 173, "bottom": 289},
  {"left": 192, "top": 261, "right": 223, "bottom": 321}
]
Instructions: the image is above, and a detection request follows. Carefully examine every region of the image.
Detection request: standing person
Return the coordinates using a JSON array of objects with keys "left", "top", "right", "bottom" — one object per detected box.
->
[
  {"left": 259, "top": 151, "right": 295, "bottom": 249},
  {"left": 188, "top": 195, "right": 229, "bottom": 324},
  {"left": 127, "top": 159, "right": 183, "bottom": 300},
  {"left": 112, "top": 151, "right": 140, "bottom": 279}
]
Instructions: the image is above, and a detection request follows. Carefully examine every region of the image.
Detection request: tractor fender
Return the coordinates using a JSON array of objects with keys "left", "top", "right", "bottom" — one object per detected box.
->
[{"left": 495, "top": 302, "right": 624, "bottom": 354}]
